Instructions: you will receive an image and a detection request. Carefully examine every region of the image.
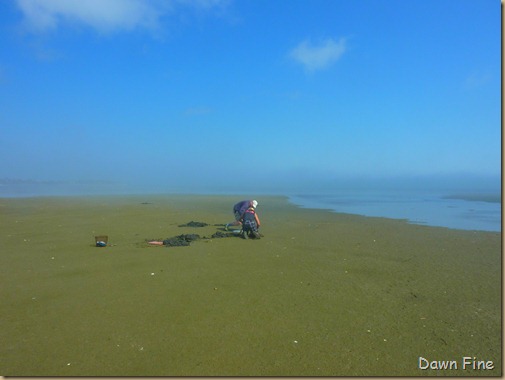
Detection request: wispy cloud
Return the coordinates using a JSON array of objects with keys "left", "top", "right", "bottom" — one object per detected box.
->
[
  {"left": 15, "top": 0, "right": 229, "bottom": 34},
  {"left": 0, "top": 64, "right": 6, "bottom": 84},
  {"left": 184, "top": 106, "right": 213, "bottom": 116},
  {"left": 464, "top": 71, "right": 492, "bottom": 90},
  {"left": 290, "top": 37, "right": 347, "bottom": 72}
]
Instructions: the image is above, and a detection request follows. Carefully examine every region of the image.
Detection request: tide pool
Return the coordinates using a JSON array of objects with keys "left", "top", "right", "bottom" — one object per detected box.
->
[{"left": 288, "top": 190, "right": 501, "bottom": 232}]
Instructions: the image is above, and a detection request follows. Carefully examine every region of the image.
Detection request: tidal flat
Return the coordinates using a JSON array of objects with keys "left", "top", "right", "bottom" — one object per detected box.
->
[{"left": 0, "top": 194, "right": 501, "bottom": 376}]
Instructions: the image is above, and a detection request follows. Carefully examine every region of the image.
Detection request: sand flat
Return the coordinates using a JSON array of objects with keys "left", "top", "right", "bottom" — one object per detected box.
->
[{"left": 0, "top": 194, "right": 501, "bottom": 376}]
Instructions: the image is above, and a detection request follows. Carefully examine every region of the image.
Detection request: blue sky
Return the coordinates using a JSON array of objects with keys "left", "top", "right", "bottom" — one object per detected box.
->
[{"left": 0, "top": 0, "right": 501, "bottom": 194}]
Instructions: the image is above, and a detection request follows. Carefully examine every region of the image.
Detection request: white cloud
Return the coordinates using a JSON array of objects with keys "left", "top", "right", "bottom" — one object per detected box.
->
[
  {"left": 464, "top": 71, "right": 492, "bottom": 89},
  {"left": 184, "top": 106, "right": 213, "bottom": 116},
  {"left": 290, "top": 37, "right": 346, "bottom": 72},
  {"left": 15, "top": 0, "right": 229, "bottom": 34}
]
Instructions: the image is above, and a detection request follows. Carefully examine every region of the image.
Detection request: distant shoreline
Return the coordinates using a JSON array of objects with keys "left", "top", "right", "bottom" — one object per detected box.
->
[
  {"left": 1, "top": 192, "right": 501, "bottom": 233},
  {"left": 442, "top": 193, "right": 501, "bottom": 203}
]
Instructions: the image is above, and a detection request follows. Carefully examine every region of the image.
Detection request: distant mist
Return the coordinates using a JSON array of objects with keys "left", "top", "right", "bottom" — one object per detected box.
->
[{"left": 0, "top": 173, "right": 500, "bottom": 198}]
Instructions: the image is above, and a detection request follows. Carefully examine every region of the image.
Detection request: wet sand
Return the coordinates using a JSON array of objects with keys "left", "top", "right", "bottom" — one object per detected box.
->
[{"left": 0, "top": 194, "right": 501, "bottom": 376}]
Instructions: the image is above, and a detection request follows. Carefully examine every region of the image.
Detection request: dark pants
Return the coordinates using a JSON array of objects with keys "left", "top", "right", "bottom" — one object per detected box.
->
[{"left": 243, "top": 220, "right": 258, "bottom": 232}]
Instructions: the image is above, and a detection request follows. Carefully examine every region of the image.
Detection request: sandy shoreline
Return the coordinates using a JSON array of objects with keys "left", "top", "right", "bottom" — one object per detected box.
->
[{"left": 0, "top": 194, "right": 501, "bottom": 376}]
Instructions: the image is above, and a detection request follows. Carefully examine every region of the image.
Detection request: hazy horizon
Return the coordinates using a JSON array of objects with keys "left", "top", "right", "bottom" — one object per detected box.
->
[{"left": 0, "top": 173, "right": 500, "bottom": 198}]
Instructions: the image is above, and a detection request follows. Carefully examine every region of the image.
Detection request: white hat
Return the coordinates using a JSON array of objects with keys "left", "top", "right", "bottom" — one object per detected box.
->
[{"left": 251, "top": 200, "right": 258, "bottom": 208}]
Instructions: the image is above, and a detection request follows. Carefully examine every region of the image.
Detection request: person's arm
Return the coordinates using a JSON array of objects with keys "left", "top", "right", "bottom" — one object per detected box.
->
[{"left": 255, "top": 213, "right": 260, "bottom": 227}]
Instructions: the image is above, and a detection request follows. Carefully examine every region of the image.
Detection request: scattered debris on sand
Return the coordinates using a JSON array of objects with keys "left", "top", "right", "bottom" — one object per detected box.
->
[{"left": 147, "top": 221, "right": 263, "bottom": 247}]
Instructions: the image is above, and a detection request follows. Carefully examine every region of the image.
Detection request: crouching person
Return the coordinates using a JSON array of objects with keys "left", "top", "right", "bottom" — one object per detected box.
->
[{"left": 240, "top": 204, "right": 261, "bottom": 239}]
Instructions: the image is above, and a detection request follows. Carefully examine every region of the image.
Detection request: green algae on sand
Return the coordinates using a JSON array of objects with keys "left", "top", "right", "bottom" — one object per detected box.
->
[{"left": 0, "top": 194, "right": 501, "bottom": 376}]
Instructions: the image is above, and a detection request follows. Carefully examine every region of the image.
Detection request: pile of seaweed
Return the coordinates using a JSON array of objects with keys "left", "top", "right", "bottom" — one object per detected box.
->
[
  {"left": 209, "top": 231, "right": 237, "bottom": 238},
  {"left": 162, "top": 234, "right": 201, "bottom": 246},
  {"left": 178, "top": 221, "right": 209, "bottom": 227},
  {"left": 149, "top": 221, "right": 244, "bottom": 247},
  {"left": 158, "top": 231, "right": 240, "bottom": 247}
]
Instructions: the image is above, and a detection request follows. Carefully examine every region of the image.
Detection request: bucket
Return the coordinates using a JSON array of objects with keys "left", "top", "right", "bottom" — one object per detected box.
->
[{"left": 95, "top": 235, "right": 108, "bottom": 247}]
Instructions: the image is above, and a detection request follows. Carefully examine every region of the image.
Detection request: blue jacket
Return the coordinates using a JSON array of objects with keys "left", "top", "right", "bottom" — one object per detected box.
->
[{"left": 233, "top": 200, "right": 251, "bottom": 215}]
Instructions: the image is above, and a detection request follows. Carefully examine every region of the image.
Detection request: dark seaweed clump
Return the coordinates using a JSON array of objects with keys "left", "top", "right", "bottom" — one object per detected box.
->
[
  {"left": 210, "top": 231, "right": 236, "bottom": 238},
  {"left": 178, "top": 221, "right": 209, "bottom": 227},
  {"left": 163, "top": 234, "right": 201, "bottom": 246}
]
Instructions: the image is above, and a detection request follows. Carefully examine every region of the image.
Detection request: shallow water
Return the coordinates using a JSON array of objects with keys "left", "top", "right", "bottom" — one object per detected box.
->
[{"left": 288, "top": 190, "right": 501, "bottom": 232}]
